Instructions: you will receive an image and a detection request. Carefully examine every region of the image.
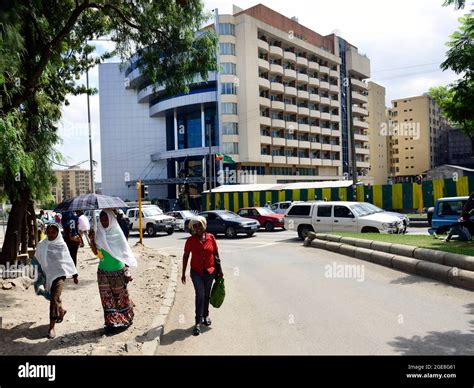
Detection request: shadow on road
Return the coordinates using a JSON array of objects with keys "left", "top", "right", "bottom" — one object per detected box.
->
[
  {"left": 160, "top": 326, "right": 195, "bottom": 346},
  {"left": 388, "top": 303, "right": 474, "bottom": 355},
  {"left": 389, "top": 275, "right": 452, "bottom": 288}
]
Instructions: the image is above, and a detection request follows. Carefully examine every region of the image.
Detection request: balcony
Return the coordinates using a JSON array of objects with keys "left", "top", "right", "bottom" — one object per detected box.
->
[
  {"left": 272, "top": 119, "right": 286, "bottom": 129},
  {"left": 308, "top": 61, "right": 319, "bottom": 71},
  {"left": 260, "top": 155, "right": 272, "bottom": 163},
  {"left": 297, "top": 56, "right": 308, "bottom": 67},
  {"left": 330, "top": 70, "right": 339, "bottom": 78},
  {"left": 354, "top": 133, "right": 369, "bottom": 142},
  {"left": 260, "top": 135, "right": 272, "bottom": 145},
  {"left": 309, "top": 77, "right": 320, "bottom": 87},
  {"left": 332, "top": 145, "right": 342, "bottom": 152},
  {"left": 353, "top": 119, "right": 369, "bottom": 129},
  {"left": 351, "top": 78, "right": 368, "bottom": 90},
  {"left": 260, "top": 116, "right": 271, "bottom": 126},
  {"left": 298, "top": 107, "right": 310, "bottom": 116},
  {"left": 309, "top": 93, "right": 320, "bottom": 103},
  {"left": 285, "top": 86, "right": 297, "bottom": 97},
  {"left": 330, "top": 99, "right": 340, "bottom": 109},
  {"left": 356, "top": 147, "right": 370, "bottom": 155},
  {"left": 319, "top": 66, "right": 330, "bottom": 75},
  {"left": 287, "top": 139, "right": 298, "bottom": 148},
  {"left": 287, "top": 156, "right": 299, "bottom": 165},
  {"left": 286, "top": 121, "right": 298, "bottom": 131},
  {"left": 332, "top": 160, "right": 342, "bottom": 167},
  {"left": 259, "top": 97, "right": 271, "bottom": 108},
  {"left": 285, "top": 103, "right": 298, "bottom": 114},
  {"left": 284, "top": 51, "right": 296, "bottom": 62},
  {"left": 347, "top": 48, "right": 370, "bottom": 78},
  {"left": 329, "top": 85, "right": 339, "bottom": 93},
  {"left": 271, "top": 82, "right": 285, "bottom": 93},
  {"left": 298, "top": 124, "right": 310, "bottom": 132},
  {"left": 258, "top": 58, "right": 270, "bottom": 71},
  {"left": 297, "top": 90, "right": 309, "bottom": 100},
  {"left": 352, "top": 105, "right": 368, "bottom": 116},
  {"left": 321, "top": 112, "right": 331, "bottom": 121},
  {"left": 257, "top": 39, "right": 269, "bottom": 52},
  {"left": 310, "top": 126, "right": 321, "bottom": 134},
  {"left": 321, "top": 127, "right": 331, "bottom": 136},
  {"left": 259, "top": 77, "right": 270, "bottom": 89},
  {"left": 311, "top": 158, "right": 322, "bottom": 166},
  {"left": 299, "top": 141, "right": 311, "bottom": 149},
  {"left": 320, "top": 96, "right": 331, "bottom": 106},
  {"left": 300, "top": 157, "right": 311, "bottom": 165},
  {"left": 322, "top": 143, "right": 332, "bottom": 151},
  {"left": 297, "top": 73, "right": 309, "bottom": 83},
  {"left": 269, "top": 45, "right": 283, "bottom": 58},
  {"left": 270, "top": 63, "right": 284, "bottom": 75},
  {"left": 311, "top": 142, "right": 322, "bottom": 150},
  {"left": 356, "top": 161, "right": 370, "bottom": 168},
  {"left": 271, "top": 100, "right": 285, "bottom": 111},
  {"left": 352, "top": 91, "right": 368, "bottom": 103},
  {"left": 331, "top": 114, "right": 341, "bottom": 122},
  {"left": 331, "top": 130, "right": 341, "bottom": 137},
  {"left": 272, "top": 137, "right": 286, "bottom": 146},
  {"left": 322, "top": 159, "right": 332, "bottom": 166},
  {"left": 273, "top": 155, "right": 287, "bottom": 164},
  {"left": 320, "top": 81, "right": 330, "bottom": 91},
  {"left": 310, "top": 109, "right": 321, "bottom": 119},
  {"left": 283, "top": 68, "right": 297, "bottom": 80}
]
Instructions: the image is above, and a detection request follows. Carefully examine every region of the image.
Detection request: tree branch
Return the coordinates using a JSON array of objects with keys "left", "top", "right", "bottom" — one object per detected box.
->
[{"left": 88, "top": 3, "right": 140, "bottom": 30}]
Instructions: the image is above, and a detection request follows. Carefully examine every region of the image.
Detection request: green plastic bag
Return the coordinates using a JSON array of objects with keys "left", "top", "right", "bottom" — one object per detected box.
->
[{"left": 210, "top": 277, "right": 225, "bottom": 308}]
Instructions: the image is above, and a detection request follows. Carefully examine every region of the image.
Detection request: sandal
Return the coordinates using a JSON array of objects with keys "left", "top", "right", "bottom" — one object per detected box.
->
[
  {"left": 47, "top": 330, "right": 56, "bottom": 339},
  {"left": 56, "top": 310, "right": 67, "bottom": 323}
]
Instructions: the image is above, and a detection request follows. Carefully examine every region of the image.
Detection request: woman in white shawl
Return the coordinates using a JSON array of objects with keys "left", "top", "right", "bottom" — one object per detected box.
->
[
  {"left": 88, "top": 209, "right": 137, "bottom": 334},
  {"left": 35, "top": 224, "right": 78, "bottom": 339}
]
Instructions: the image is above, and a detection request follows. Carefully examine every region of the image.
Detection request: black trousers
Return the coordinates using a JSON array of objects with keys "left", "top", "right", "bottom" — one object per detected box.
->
[{"left": 190, "top": 269, "right": 215, "bottom": 325}]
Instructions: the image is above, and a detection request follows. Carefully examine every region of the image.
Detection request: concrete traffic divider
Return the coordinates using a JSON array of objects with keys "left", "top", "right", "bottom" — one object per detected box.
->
[
  {"left": 443, "top": 253, "right": 474, "bottom": 272},
  {"left": 340, "top": 237, "right": 359, "bottom": 246},
  {"left": 370, "top": 241, "right": 392, "bottom": 253},
  {"left": 392, "top": 255, "right": 420, "bottom": 274},
  {"left": 353, "top": 239, "right": 373, "bottom": 249},
  {"left": 339, "top": 244, "right": 357, "bottom": 257},
  {"left": 310, "top": 239, "right": 329, "bottom": 250},
  {"left": 354, "top": 247, "right": 373, "bottom": 262},
  {"left": 389, "top": 244, "right": 416, "bottom": 258},
  {"left": 413, "top": 248, "right": 445, "bottom": 265},
  {"left": 416, "top": 261, "right": 451, "bottom": 283},
  {"left": 325, "top": 241, "right": 343, "bottom": 253},
  {"left": 326, "top": 235, "right": 342, "bottom": 243},
  {"left": 448, "top": 268, "right": 474, "bottom": 290},
  {"left": 370, "top": 251, "right": 394, "bottom": 268},
  {"left": 315, "top": 233, "right": 329, "bottom": 240}
]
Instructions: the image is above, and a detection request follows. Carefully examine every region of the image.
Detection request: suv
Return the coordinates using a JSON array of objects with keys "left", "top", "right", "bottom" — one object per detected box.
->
[
  {"left": 284, "top": 201, "right": 405, "bottom": 240},
  {"left": 271, "top": 201, "right": 302, "bottom": 214},
  {"left": 126, "top": 206, "right": 175, "bottom": 237},
  {"left": 428, "top": 196, "right": 472, "bottom": 234}
]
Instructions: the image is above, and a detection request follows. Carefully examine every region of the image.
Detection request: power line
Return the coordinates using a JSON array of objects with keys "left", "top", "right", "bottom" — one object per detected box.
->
[
  {"left": 371, "top": 62, "right": 441, "bottom": 74},
  {"left": 373, "top": 68, "right": 444, "bottom": 81}
]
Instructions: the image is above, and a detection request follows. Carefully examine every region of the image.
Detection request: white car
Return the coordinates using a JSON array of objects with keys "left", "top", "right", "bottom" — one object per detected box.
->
[
  {"left": 284, "top": 201, "right": 405, "bottom": 240},
  {"left": 271, "top": 201, "right": 302, "bottom": 214},
  {"left": 126, "top": 206, "right": 175, "bottom": 237},
  {"left": 166, "top": 210, "right": 197, "bottom": 231}
]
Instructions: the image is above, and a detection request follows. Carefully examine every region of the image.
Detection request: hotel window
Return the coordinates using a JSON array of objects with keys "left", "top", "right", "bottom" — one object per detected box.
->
[
  {"left": 221, "top": 63, "right": 237, "bottom": 75},
  {"left": 219, "top": 43, "right": 236, "bottom": 55},
  {"left": 218, "top": 23, "right": 235, "bottom": 36},
  {"left": 222, "top": 142, "right": 239, "bottom": 154},
  {"left": 221, "top": 82, "right": 237, "bottom": 95},
  {"left": 221, "top": 103, "right": 237, "bottom": 115},
  {"left": 223, "top": 122, "right": 238, "bottom": 135}
]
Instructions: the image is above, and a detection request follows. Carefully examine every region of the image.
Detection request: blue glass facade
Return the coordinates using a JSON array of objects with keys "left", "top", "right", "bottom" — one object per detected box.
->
[{"left": 338, "top": 37, "right": 350, "bottom": 175}]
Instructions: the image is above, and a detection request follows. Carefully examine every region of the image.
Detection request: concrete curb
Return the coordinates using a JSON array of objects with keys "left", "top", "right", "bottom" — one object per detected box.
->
[
  {"left": 141, "top": 254, "right": 180, "bottom": 355},
  {"left": 305, "top": 234, "right": 474, "bottom": 291}
]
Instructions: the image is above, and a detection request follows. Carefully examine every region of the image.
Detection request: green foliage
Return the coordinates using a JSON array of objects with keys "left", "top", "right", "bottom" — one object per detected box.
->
[{"left": 443, "top": 0, "right": 466, "bottom": 9}]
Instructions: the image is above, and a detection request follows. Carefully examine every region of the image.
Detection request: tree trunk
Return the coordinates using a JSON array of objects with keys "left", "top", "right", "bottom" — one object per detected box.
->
[
  {"left": 0, "top": 191, "right": 29, "bottom": 265},
  {"left": 20, "top": 207, "right": 28, "bottom": 255},
  {"left": 26, "top": 202, "right": 36, "bottom": 248}
]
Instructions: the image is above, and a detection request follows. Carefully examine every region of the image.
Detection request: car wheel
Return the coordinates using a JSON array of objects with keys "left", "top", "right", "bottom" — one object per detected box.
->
[
  {"left": 225, "top": 226, "right": 237, "bottom": 238},
  {"left": 264, "top": 222, "right": 274, "bottom": 232},
  {"left": 247, "top": 232, "right": 255, "bottom": 237},
  {"left": 297, "top": 225, "right": 314, "bottom": 240},
  {"left": 146, "top": 224, "right": 156, "bottom": 237},
  {"left": 167, "top": 228, "right": 174, "bottom": 235},
  {"left": 361, "top": 227, "right": 379, "bottom": 233}
]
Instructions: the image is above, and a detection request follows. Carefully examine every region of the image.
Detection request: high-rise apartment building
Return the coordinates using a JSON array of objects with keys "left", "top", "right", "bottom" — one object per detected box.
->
[
  {"left": 52, "top": 167, "right": 91, "bottom": 203},
  {"left": 387, "top": 95, "right": 448, "bottom": 182},
  {"left": 99, "top": 4, "right": 372, "bottom": 204}
]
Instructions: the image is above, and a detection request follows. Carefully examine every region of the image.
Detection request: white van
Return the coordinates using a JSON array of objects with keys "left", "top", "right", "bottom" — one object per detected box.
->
[
  {"left": 126, "top": 206, "right": 175, "bottom": 236},
  {"left": 284, "top": 201, "right": 405, "bottom": 239}
]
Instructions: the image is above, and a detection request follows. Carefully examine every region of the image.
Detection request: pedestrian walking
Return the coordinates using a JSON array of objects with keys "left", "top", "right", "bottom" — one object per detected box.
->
[
  {"left": 116, "top": 209, "right": 131, "bottom": 240},
  {"left": 264, "top": 201, "right": 271, "bottom": 209},
  {"left": 88, "top": 210, "right": 137, "bottom": 335},
  {"left": 181, "top": 216, "right": 224, "bottom": 336},
  {"left": 61, "top": 211, "right": 81, "bottom": 267},
  {"left": 34, "top": 224, "right": 79, "bottom": 339},
  {"left": 76, "top": 210, "right": 91, "bottom": 247}
]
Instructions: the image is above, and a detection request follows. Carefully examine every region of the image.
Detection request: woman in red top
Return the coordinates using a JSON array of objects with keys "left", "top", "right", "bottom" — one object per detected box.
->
[{"left": 182, "top": 216, "right": 223, "bottom": 336}]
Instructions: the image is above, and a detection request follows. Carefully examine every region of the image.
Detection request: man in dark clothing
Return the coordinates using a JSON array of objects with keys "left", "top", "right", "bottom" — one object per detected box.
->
[{"left": 117, "top": 209, "right": 131, "bottom": 240}]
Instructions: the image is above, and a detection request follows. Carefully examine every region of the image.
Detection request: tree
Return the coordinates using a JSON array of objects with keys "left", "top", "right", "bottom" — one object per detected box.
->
[
  {"left": 430, "top": 11, "right": 474, "bottom": 149},
  {"left": 443, "top": 0, "right": 466, "bottom": 9},
  {"left": 0, "top": 0, "right": 217, "bottom": 264}
]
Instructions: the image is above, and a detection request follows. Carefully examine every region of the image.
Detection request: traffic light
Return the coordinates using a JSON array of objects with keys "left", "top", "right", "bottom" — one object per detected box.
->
[{"left": 141, "top": 184, "right": 149, "bottom": 198}]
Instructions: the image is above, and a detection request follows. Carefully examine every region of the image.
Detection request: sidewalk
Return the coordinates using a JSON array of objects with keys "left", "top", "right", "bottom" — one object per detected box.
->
[{"left": 0, "top": 244, "right": 174, "bottom": 355}]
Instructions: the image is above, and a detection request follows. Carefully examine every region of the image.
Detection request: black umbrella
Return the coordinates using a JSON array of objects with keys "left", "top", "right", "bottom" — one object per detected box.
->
[{"left": 54, "top": 194, "right": 127, "bottom": 213}]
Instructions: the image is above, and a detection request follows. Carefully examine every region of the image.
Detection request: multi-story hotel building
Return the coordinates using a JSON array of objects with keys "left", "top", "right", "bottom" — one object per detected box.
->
[
  {"left": 52, "top": 167, "right": 91, "bottom": 203},
  {"left": 387, "top": 95, "right": 449, "bottom": 182},
  {"left": 99, "top": 4, "right": 372, "bottom": 205}
]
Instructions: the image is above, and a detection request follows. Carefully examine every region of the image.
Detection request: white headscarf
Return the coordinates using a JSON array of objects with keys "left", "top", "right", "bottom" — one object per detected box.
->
[
  {"left": 35, "top": 224, "right": 78, "bottom": 292},
  {"left": 188, "top": 216, "right": 207, "bottom": 235},
  {"left": 95, "top": 209, "right": 137, "bottom": 268}
]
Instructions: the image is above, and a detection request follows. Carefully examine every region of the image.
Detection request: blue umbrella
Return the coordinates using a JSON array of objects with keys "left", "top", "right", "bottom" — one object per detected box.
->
[{"left": 54, "top": 194, "right": 127, "bottom": 212}]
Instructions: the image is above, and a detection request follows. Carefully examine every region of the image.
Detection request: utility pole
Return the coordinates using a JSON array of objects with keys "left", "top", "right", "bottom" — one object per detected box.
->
[
  {"left": 136, "top": 180, "right": 143, "bottom": 244},
  {"left": 85, "top": 51, "right": 96, "bottom": 231},
  {"left": 348, "top": 77, "right": 358, "bottom": 201},
  {"left": 208, "top": 124, "right": 213, "bottom": 210}
]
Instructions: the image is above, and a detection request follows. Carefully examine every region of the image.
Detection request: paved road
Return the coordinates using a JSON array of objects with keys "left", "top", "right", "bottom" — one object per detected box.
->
[{"left": 129, "top": 229, "right": 473, "bottom": 355}]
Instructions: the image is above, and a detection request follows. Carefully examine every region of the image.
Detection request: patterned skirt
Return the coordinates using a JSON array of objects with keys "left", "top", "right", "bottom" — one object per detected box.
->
[{"left": 97, "top": 268, "right": 135, "bottom": 328}]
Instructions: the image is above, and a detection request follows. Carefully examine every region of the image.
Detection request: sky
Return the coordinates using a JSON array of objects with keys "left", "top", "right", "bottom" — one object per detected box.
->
[{"left": 57, "top": 0, "right": 468, "bottom": 182}]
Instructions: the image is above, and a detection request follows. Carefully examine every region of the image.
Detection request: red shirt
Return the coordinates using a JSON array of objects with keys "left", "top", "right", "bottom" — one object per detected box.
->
[{"left": 184, "top": 233, "right": 218, "bottom": 276}]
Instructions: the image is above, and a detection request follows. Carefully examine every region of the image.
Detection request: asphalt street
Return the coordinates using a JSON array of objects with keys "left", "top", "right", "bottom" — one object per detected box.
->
[{"left": 128, "top": 228, "right": 474, "bottom": 355}]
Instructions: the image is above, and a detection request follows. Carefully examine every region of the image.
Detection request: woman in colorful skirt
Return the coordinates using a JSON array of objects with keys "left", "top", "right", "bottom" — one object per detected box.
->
[
  {"left": 35, "top": 224, "right": 79, "bottom": 339},
  {"left": 88, "top": 209, "right": 137, "bottom": 334}
]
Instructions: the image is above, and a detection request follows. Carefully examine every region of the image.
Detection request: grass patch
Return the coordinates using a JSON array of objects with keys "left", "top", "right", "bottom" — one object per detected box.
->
[
  {"left": 405, "top": 213, "right": 428, "bottom": 219},
  {"left": 332, "top": 232, "right": 474, "bottom": 257}
]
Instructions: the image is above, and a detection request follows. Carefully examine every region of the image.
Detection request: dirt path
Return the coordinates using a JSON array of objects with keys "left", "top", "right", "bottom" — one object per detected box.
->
[{"left": 0, "top": 244, "right": 174, "bottom": 355}]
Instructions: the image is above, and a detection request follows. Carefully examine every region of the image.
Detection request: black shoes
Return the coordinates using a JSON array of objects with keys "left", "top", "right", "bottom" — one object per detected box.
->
[
  {"left": 202, "top": 317, "right": 212, "bottom": 326},
  {"left": 193, "top": 324, "right": 201, "bottom": 336}
]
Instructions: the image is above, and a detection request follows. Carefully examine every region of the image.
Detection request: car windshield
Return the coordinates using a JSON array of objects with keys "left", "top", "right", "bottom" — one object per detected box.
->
[
  {"left": 258, "top": 208, "right": 276, "bottom": 215},
  {"left": 218, "top": 211, "right": 240, "bottom": 220},
  {"left": 143, "top": 207, "right": 164, "bottom": 217},
  {"left": 181, "top": 211, "right": 195, "bottom": 218},
  {"left": 350, "top": 204, "right": 375, "bottom": 217},
  {"left": 360, "top": 203, "right": 384, "bottom": 214}
]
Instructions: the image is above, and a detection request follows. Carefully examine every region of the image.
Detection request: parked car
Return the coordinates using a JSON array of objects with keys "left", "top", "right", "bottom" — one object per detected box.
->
[
  {"left": 428, "top": 196, "right": 472, "bottom": 234},
  {"left": 237, "top": 207, "right": 285, "bottom": 231},
  {"left": 184, "top": 210, "right": 260, "bottom": 238},
  {"left": 166, "top": 210, "right": 197, "bottom": 231},
  {"left": 356, "top": 203, "right": 410, "bottom": 233},
  {"left": 271, "top": 201, "right": 302, "bottom": 214},
  {"left": 126, "top": 206, "right": 175, "bottom": 237},
  {"left": 284, "top": 201, "right": 405, "bottom": 240}
]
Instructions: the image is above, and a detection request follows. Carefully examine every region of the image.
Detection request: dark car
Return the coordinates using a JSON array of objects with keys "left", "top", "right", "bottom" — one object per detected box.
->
[
  {"left": 184, "top": 210, "right": 260, "bottom": 238},
  {"left": 237, "top": 207, "right": 285, "bottom": 231}
]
